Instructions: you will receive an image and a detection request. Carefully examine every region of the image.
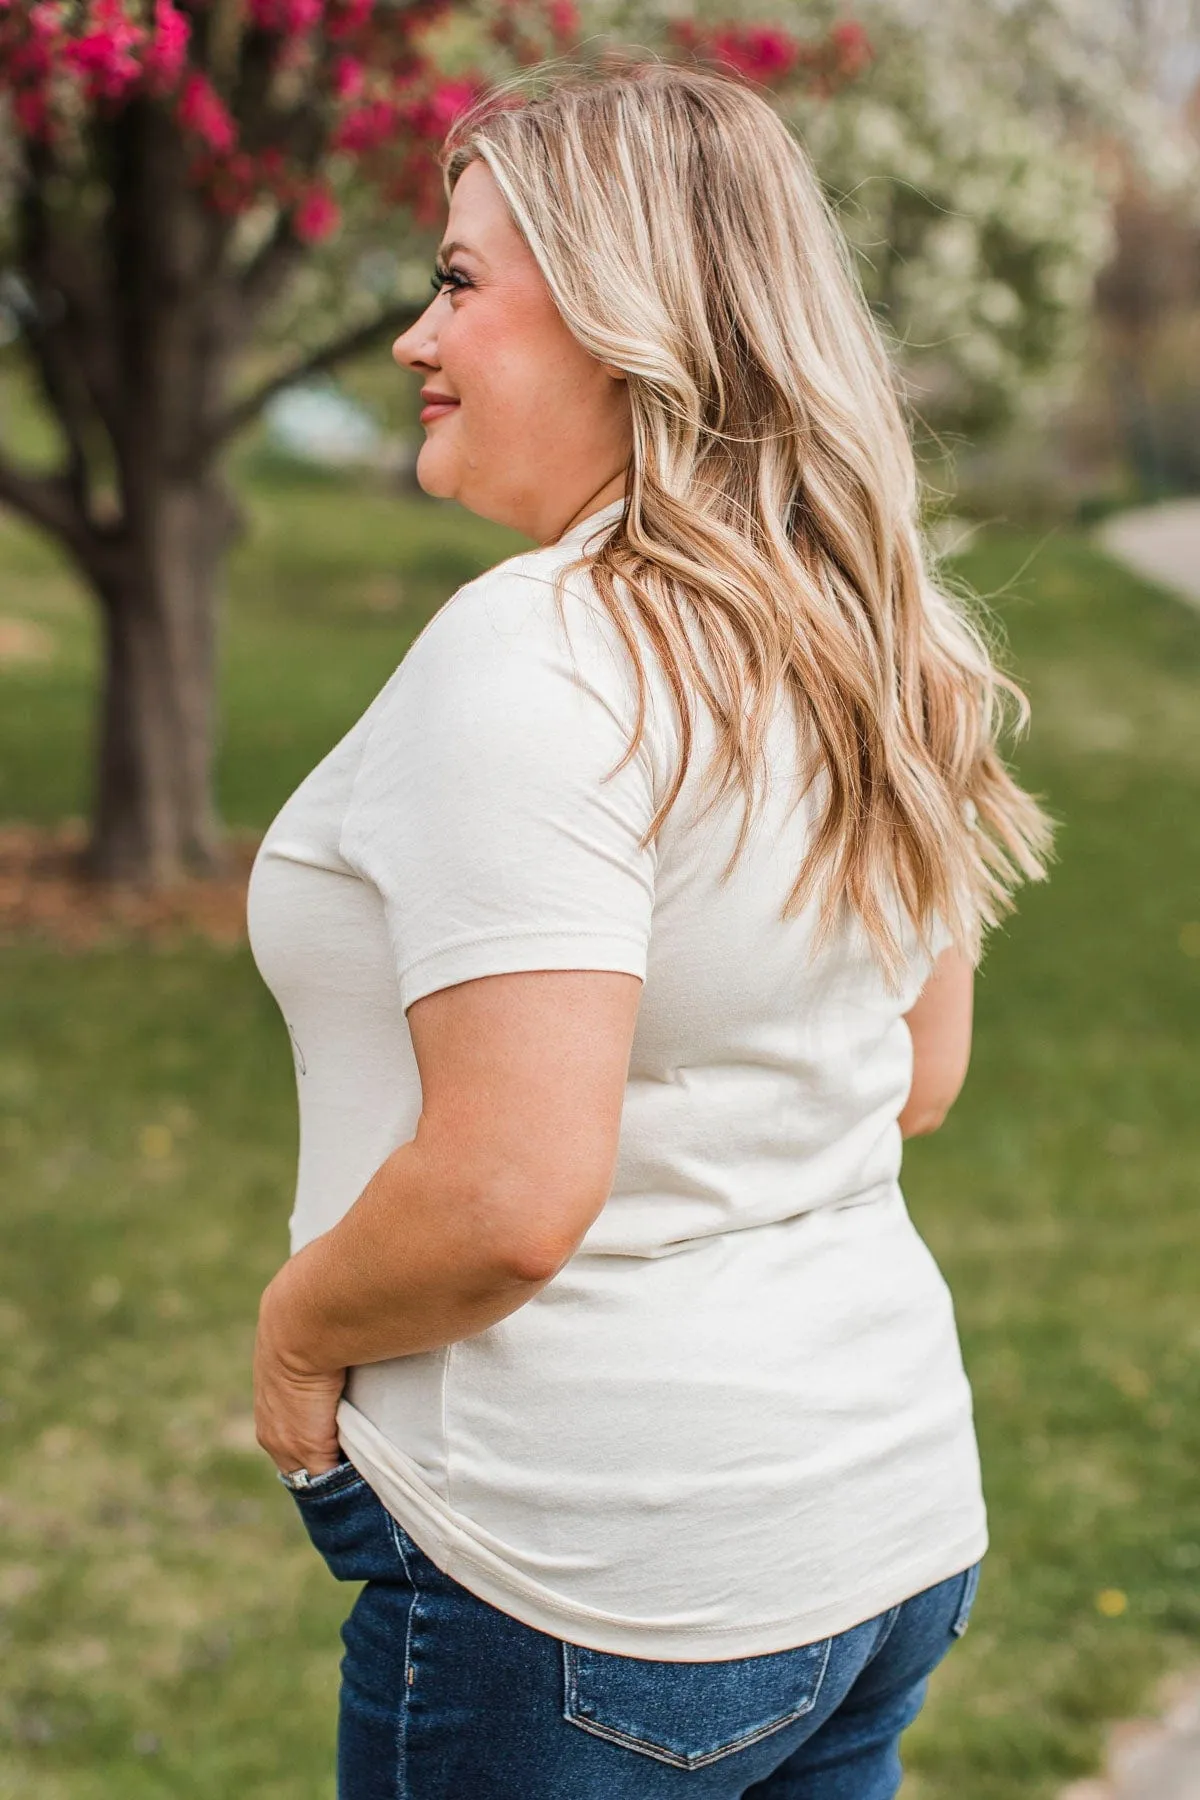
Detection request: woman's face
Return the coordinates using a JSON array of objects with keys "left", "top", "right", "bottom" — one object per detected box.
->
[{"left": 391, "top": 159, "right": 632, "bottom": 544}]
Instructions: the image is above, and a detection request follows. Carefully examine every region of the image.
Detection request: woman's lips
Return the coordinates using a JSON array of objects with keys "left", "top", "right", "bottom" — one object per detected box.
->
[{"left": 420, "top": 399, "right": 460, "bottom": 424}]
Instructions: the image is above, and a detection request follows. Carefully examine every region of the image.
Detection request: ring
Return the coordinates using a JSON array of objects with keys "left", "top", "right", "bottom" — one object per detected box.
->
[{"left": 278, "top": 1466, "right": 314, "bottom": 1491}]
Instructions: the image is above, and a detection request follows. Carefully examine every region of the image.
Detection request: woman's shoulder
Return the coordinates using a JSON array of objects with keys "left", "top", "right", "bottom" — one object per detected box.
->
[{"left": 400, "top": 538, "right": 642, "bottom": 693}]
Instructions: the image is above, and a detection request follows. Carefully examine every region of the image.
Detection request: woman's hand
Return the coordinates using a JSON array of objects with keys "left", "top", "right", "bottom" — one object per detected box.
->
[{"left": 253, "top": 1265, "right": 347, "bottom": 1478}]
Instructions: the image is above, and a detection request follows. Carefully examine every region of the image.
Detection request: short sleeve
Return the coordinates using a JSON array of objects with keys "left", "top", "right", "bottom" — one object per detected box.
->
[
  {"left": 928, "top": 912, "right": 956, "bottom": 959},
  {"left": 338, "top": 571, "right": 661, "bottom": 1012}
]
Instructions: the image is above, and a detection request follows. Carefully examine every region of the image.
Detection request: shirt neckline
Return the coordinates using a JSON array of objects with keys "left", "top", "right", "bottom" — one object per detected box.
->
[{"left": 549, "top": 496, "right": 625, "bottom": 553}]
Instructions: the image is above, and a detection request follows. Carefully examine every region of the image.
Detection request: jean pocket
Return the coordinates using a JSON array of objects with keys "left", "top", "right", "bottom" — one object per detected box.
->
[
  {"left": 282, "top": 1457, "right": 365, "bottom": 1500},
  {"left": 284, "top": 1460, "right": 404, "bottom": 1585},
  {"left": 562, "top": 1636, "right": 832, "bottom": 1771},
  {"left": 950, "top": 1561, "right": 983, "bottom": 1638}
]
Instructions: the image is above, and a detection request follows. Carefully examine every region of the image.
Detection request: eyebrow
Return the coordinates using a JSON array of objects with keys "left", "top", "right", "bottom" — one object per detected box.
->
[{"left": 436, "top": 239, "right": 482, "bottom": 261}]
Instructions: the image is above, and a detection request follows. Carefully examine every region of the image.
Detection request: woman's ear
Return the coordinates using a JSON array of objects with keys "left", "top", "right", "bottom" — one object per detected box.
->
[{"left": 600, "top": 363, "right": 628, "bottom": 382}]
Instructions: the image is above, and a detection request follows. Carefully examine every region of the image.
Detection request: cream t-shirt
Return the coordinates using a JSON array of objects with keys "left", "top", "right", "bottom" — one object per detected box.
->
[{"left": 246, "top": 497, "right": 987, "bottom": 1660}]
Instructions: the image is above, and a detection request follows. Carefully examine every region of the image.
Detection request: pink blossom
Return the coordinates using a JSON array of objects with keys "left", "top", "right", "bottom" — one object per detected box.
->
[
  {"left": 705, "top": 26, "right": 799, "bottom": 84},
  {"left": 332, "top": 96, "right": 400, "bottom": 154},
  {"left": 177, "top": 70, "right": 237, "bottom": 153},
  {"left": 546, "top": 0, "right": 578, "bottom": 44},
  {"left": 327, "top": 0, "right": 375, "bottom": 37},
  {"left": 829, "top": 20, "right": 872, "bottom": 75},
  {"left": 256, "top": 146, "right": 288, "bottom": 191},
  {"left": 14, "top": 87, "right": 52, "bottom": 137},
  {"left": 293, "top": 184, "right": 341, "bottom": 243},
  {"left": 333, "top": 53, "right": 365, "bottom": 101},
  {"left": 15, "top": 1, "right": 69, "bottom": 79},
  {"left": 64, "top": 0, "right": 146, "bottom": 102},
  {"left": 143, "top": 0, "right": 191, "bottom": 95},
  {"left": 426, "top": 77, "right": 480, "bottom": 135},
  {"left": 392, "top": 77, "right": 484, "bottom": 149},
  {"left": 29, "top": 2, "right": 66, "bottom": 41},
  {"left": 249, "top": 0, "right": 325, "bottom": 32}
]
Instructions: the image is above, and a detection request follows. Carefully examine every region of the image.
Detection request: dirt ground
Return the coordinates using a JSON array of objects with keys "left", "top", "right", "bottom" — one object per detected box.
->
[{"left": 0, "top": 821, "right": 259, "bottom": 951}]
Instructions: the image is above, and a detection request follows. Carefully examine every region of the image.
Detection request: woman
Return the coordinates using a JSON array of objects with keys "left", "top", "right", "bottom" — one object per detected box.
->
[{"left": 247, "top": 59, "right": 1051, "bottom": 1799}]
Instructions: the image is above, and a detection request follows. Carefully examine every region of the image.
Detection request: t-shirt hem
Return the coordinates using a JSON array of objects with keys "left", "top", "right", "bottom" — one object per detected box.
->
[
  {"left": 397, "top": 929, "right": 648, "bottom": 1011},
  {"left": 336, "top": 1398, "right": 988, "bottom": 1661}
]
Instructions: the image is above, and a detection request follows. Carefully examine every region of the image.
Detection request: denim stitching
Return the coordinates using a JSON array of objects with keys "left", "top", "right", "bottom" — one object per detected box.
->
[
  {"left": 561, "top": 1640, "right": 579, "bottom": 1726},
  {"left": 561, "top": 1635, "right": 833, "bottom": 1771},
  {"left": 563, "top": 1707, "right": 804, "bottom": 1771},
  {"left": 951, "top": 1563, "right": 981, "bottom": 1637},
  {"left": 388, "top": 1518, "right": 419, "bottom": 1800}
]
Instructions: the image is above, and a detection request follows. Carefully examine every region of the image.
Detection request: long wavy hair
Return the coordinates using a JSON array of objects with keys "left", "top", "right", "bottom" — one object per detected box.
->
[{"left": 441, "top": 58, "right": 1054, "bottom": 982}]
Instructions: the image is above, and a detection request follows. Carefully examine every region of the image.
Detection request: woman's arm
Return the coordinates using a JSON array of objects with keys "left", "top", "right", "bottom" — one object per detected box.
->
[
  {"left": 253, "top": 967, "right": 642, "bottom": 1473},
  {"left": 899, "top": 947, "right": 975, "bottom": 1138}
]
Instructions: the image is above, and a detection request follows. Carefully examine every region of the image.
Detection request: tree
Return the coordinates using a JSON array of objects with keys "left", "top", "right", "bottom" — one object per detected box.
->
[
  {"left": 789, "top": 0, "right": 1199, "bottom": 445},
  {"left": 0, "top": 0, "right": 482, "bottom": 882},
  {"left": 0, "top": 0, "right": 864, "bottom": 886}
]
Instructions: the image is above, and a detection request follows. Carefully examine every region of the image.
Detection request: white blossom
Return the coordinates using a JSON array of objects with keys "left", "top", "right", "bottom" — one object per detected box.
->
[{"left": 584, "top": 0, "right": 1197, "bottom": 436}]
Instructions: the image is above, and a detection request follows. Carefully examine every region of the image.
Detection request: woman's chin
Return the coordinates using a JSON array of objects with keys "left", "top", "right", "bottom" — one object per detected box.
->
[{"left": 414, "top": 443, "right": 458, "bottom": 500}]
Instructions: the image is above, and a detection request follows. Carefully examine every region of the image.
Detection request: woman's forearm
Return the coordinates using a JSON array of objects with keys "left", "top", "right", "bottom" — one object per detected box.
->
[{"left": 259, "top": 1134, "right": 556, "bottom": 1376}]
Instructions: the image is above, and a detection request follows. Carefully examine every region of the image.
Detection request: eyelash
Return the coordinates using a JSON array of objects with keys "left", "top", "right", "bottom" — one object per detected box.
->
[{"left": 430, "top": 261, "right": 471, "bottom": 296}]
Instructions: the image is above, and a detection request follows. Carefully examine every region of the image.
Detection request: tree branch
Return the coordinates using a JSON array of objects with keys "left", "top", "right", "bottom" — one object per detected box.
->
[
  {"left": 0, "top": 452, "right": 93, "bottom": 552},
  {"left": 237, "top": 207, "right": 307, "bottom": 318},
  {"left": 22, "top": 313, "right": 98, "bottom": 521},
  {"left": 200, "top": 298, "right": 422, "bottom": 458},
  {"left": 233, "top": 33, "right": 340, "bottom": 321},
  {"left": 16, "top": 148, "right": 124, "bottom": 502}
]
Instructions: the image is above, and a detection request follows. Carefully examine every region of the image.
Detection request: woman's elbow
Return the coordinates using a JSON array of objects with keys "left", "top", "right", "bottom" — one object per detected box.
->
[
  {"left": 899, "top": 1071, "right": 967, "bottom": 1139},
  {"left": 899, "top": 1100, "right": 951, "bottom": 1139}
]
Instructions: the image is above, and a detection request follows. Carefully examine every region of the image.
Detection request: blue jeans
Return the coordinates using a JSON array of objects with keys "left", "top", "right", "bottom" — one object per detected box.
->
[{"left": 285, "top": 1457, "right": 982, "bottom": 1799}]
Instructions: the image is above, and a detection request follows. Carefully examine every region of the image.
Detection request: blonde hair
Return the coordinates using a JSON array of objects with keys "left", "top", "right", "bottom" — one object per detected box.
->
[{"left": 442, "top": 58, "right": 1053, "bottom": 981}]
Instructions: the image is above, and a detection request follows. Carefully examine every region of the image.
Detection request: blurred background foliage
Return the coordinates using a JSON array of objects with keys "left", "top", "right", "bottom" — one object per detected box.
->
[
  {"left": 236, "top": 0, "right": 1200, "bottom": 522},
  {"left": 3, "top": 0, "right": 1198, "bottom": 521}
]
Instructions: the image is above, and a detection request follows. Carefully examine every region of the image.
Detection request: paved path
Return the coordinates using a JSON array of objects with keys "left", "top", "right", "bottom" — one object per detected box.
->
[
  {"left": 1096, "top": 497, "right": 1200, "bottom": 610},
  {"left": 1062, "top": 1676, "right": 1200, "bottom": 1800},
  {"left": 1066, "top": 499, "right": 1200, "bottom": 1799}
]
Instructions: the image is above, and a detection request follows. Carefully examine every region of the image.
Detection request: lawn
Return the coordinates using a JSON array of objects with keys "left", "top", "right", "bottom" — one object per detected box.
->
[{"left": 1, "top": 454, "right": 1198, "bottom": 1799}]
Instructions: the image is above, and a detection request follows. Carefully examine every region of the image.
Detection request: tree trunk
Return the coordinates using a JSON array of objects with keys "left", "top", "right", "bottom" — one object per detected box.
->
[
  {"left": 85, "top": 473, "right": 241, "bottom": 885},
  {"left": 78, "top": 94, "right": 248, "bottom": 888}
]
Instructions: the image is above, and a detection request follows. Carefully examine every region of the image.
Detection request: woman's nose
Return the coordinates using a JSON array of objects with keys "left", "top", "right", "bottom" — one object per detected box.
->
[{"left": 393, "top": 307, "right": 439, "bottom": 371}]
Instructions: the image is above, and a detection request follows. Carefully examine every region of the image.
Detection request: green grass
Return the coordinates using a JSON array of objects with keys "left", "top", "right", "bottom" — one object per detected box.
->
[{"left": 1, "top": 469, "right": 1199, "bottom": 1798}]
